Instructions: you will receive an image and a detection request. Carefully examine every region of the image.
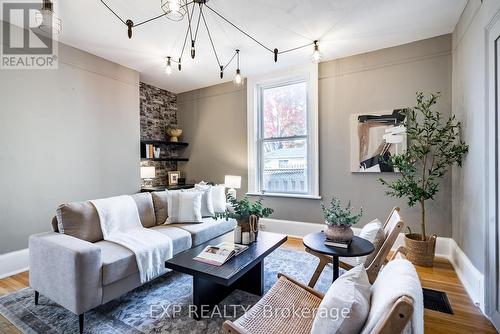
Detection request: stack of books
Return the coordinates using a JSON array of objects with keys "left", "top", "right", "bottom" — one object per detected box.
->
[
  {"left": 324, "top": 238, "right": 352, "bottom": 249},
  {"left": 141, "top": 144, "right": 156, "bottom": 159}
]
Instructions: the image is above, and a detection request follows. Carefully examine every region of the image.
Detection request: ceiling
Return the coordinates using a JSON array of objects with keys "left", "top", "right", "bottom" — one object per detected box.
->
[{"left": 50, "top": 1, "right": 467, "bottom": 92}]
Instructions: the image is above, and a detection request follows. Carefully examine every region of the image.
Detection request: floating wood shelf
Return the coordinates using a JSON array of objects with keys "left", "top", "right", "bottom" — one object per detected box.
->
[
  {"left": 141, "top": 140, "right": 189, "bottom": 147},
  {"left": 141, "top": 157, "right": 189, "bottom": 162}
]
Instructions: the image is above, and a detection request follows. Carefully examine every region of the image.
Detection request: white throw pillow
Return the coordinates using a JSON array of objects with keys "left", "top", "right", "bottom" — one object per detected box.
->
[
  {"left": 358, "top": 219, "right": 385, "bottom": 265},
  {"left": 166, "top": 191, "right": 203, "bottom": 224},
  {"left": 311, "top": 265, "right": 371, "bottom": 334},
  {"left": 211, "top": 185, "right": 227, "bottom": 212},
  {"left": 187, "top": 184, "right": 214, "bottom": 217}
]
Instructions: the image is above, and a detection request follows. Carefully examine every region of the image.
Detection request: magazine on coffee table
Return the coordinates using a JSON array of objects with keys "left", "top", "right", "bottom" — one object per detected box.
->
[{"left": 194, "top": 242, "right": 249, "bottom": 266}]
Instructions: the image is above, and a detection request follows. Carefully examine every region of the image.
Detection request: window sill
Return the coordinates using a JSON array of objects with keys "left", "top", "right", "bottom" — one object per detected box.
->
[{"left": 246, "top": 192, "right": 322, "bottom": 200}]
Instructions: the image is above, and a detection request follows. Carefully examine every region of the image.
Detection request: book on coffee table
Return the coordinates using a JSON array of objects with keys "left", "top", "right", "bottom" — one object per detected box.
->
[
  {"left": 324, "top": 239, "right": 352, "bottom": 249},
  {"left": 194, "top": 242, "right": 248, "bottom": 266}
]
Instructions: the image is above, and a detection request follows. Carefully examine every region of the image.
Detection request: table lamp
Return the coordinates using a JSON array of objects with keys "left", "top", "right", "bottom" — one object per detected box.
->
[
  {"left": 224, "top": 175, "right": 241, "bottom": 199},
  {"left": 140, "top": 167, "right": 156, "bottom": 186}
]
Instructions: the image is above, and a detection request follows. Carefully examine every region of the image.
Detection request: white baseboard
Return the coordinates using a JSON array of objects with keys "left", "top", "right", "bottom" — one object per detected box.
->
[
  {"left": 260, "top": 218, "right": 485, "bottom": 313},
  {"left": 0, "top": 248, "right": 29, "bottom": 280},
  {"left": 448, "top": 238, "right": 485, "bottom": 312}
]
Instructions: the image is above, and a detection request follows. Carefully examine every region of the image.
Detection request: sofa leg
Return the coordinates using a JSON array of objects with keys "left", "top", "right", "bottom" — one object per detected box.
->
[
  {"left": 34, "top": 291, "right": 39, "bottom": 305},
  {"left": 79, "top": 313, "right": 84, "bottom": 334}
]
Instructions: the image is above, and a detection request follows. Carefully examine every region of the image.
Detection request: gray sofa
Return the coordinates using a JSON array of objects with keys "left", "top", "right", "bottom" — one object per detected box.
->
[{"left": 29, "top": 192, "right": 236, "bottom": 333}]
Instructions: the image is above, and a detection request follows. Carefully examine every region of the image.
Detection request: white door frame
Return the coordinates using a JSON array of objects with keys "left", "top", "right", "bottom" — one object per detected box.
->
[{"left": 485, "top": 8, "right": 500, "bottom": 330}]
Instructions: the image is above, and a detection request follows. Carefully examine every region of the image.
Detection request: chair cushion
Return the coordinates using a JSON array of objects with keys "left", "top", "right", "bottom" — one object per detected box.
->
[
  {"left": 151, "top": 191, "right": 169, "bottom": 225},
  {"left": 131, "top": 193, "right": 156, "bottom": 228},
  {"left": 171, "top": 218, "right": 237, "bottom": 246},
  {"left": 166, "top": 191, "right": 203, "bottom": 224},
  {"left": 359, "top": 219, "right": 385, "bottom": 265},
  {"left": 361, "top": 259, "right": 423, "bottom": 334},
  {"left": 56, "top": 201, "right": 103, "bottom": 243},
  {"left": 311, "top": 265, "right": 371, "bottom": 334},
  {"left": 97, "top": 226, "right": 193, "bottom": 285}
]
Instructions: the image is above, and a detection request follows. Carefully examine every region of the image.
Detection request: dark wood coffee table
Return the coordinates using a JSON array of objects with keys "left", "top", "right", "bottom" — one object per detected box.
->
[{"left": 165, "top": 231, "right": 287, "bottom": 319}]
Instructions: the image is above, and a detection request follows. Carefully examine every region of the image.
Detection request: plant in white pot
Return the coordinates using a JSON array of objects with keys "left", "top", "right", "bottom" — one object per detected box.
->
[
  {"left": 380, "top": 92, "right": 469, "bottom": 266},
  {"left": 321, "top": 196, "right": 363, "bottom": 242}
]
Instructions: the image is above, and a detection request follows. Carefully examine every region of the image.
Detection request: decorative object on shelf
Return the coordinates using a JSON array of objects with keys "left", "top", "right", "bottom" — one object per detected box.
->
[
  {"left": 35, "top": 0, "right": 62, "bottom": 35},
  {"left": 379, "top": 92, "right": 469, "bottom": 267},
  {"left": 215, "top": 195, "right": 273, "bottom": 244},
  {"left": 140, "top": 166, "right": 156, "bottom": 187},
  {"left": 350, "top": 110, "right": 407, "bottom": 173},
  {"left": 321, "top": 196, "right": 363, "bottom": 243},
  {"left": 224, "top": 175, "right": 241, "bottom": 199},
  {"left": 166, "top": 127, "right": 183, "bottom": 142},
  {"left": 168, "top": 171, "right": 181, "bottom": 186},
  {"left": 153, "top": 147, "right": 161, "bottom": 159},
  {"left": 100, "top": 0, "right": 324, "bottom": 84}
]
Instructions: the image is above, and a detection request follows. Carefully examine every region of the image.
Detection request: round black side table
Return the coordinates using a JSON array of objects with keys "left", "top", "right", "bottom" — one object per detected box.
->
[{"left": 303, "top": 232, "right": 375, "bottom": 282}]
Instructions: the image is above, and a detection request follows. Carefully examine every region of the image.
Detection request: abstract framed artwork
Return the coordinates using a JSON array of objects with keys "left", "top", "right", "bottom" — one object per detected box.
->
[{"left": 350, "top": 110, "right": 407, "bottom": 173}]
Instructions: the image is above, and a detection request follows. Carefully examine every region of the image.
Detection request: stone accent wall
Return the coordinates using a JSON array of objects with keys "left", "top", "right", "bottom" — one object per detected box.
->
[{"left": 140, "top": 82, "right": 179, "bottom": 187}]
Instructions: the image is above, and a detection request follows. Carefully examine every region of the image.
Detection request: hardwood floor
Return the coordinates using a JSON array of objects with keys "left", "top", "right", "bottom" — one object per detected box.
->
[
  {"left": 284, "top": 237, "right": 497, "bottom": 334},
  {"left": 0, "top": 239, "right": 496, "bottom": 334}
]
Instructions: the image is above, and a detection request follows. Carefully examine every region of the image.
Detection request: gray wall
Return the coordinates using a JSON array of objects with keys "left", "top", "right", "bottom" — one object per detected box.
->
[
  {"left": 179, "top": 35, "right": 453, "bottom": 236},
  {"left": 451, "top": 0, "right": 500, "bottom": 273},
  {"left": 0, "top": 23, "right": 141, "bottom": 254}
]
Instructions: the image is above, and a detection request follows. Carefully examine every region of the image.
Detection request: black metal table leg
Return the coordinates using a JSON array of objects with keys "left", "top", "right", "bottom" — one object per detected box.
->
[{"left": 333, "top": 256, "right": 339, "bottom": 282}]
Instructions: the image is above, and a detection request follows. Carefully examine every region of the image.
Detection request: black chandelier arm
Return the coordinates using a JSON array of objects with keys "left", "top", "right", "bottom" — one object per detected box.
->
[
  {"left": 278, "top": 41, "right": 315, "bottom": 54},
  {"left": 204, "top": 3, "right": 274, "bottom": 54},
  {"left": 193, "top": 4, "right": 203, "bottom": 43},
  {"left": 101, "top": 0, "right": 196, "bottom": 29},
  {"left": 133, "top": 12, "right": 169, "bottom": 28},
  {"left": 222, "top": 50, "right": 238, "bottom": 71},
  {"left": 185, "top": 0, "right": 195, "bottom": 43},
  {"left": 201, "top": 8, "right": 222, "bottom": 68},
  {"left": 100, "top": 0, "right": 127, "bottom": 25},
  {"left": 179, "top": 1, "right": 197, "bottom": 61}
]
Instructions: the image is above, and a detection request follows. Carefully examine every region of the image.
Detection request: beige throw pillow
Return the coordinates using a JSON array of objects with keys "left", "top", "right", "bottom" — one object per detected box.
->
[
  {"left": 311, "top": 265, "right": 371, "bottom": 334},
  {"left": 131, "top": 192, "right": 156, "bottom": 228},
  {"left": 56, "top": 201, "right": 104, "bottom": 242},
  {"left": 151, "top": 191, "right": 169, "bottom": 225}
]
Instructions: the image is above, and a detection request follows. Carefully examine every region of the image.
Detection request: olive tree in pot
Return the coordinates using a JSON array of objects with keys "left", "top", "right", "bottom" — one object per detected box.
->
[
  {"left": 321, "top": 196, "right": 363, "bottom": 242},
  {"left": 380, "top": 92, "right": 468, "bottom": 266}
]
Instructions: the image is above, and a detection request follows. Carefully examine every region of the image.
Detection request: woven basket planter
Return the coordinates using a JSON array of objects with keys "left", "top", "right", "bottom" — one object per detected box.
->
[{"left": 404, "top": 234, "right": 437, "bottom": 267}]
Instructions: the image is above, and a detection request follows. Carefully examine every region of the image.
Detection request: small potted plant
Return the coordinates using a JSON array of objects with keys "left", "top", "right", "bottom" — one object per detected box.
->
[
  {"left": 380, "top": 92, "right": 468, "bottom": 266},
  {"left": 321, "top": 196, "right": 363, "bottom": 242},
  {"left": 215, "top": 195, "right": 274, "bottom": 241}
]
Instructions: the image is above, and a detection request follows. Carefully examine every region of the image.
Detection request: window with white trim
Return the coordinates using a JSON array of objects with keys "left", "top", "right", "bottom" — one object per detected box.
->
[{"left": 247, "top": 65, "right": 319, "bottom": 198}]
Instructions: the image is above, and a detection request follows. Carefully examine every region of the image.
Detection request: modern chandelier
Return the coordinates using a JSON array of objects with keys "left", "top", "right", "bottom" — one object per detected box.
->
[{"left": 100, "top": 0, "right": 323, "bottom": 85}]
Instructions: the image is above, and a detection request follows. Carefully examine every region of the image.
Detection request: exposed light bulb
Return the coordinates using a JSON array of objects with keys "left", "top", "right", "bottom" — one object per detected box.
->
[
  {"left": 165, "top": 57, "right": 172, "bottom": 75},
  {"left": 161, "top": 0, "right": 186, "bottom": 21},
  {"left": 178, "top": 58, "right": 182, "bottom": 71},
  {"left": 234, "top": 69, "right": 243, "bottom": 86},
  {"left": 311, "top": 40, "right": 323, "bottom": 63}
]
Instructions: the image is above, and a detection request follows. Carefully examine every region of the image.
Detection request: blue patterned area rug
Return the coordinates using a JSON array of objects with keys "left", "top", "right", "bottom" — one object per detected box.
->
[{"left": 0, "top": 248, "right": 334, "bottom": 334}]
